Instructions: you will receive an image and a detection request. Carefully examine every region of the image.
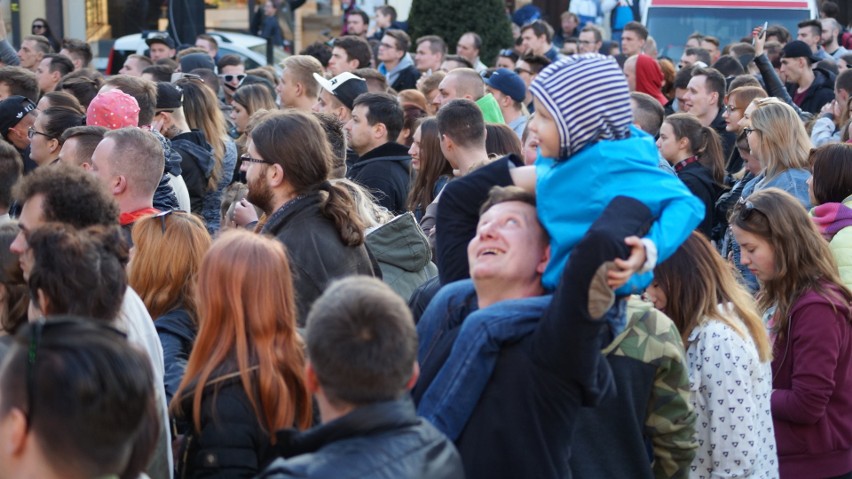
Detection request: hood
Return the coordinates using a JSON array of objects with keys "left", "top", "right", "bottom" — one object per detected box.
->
[
  {"left": 789, "top": 282, "right": 852, "bottom": 320},
  {"left": 151, "top": 129, "right": 183, "bottom": 177},
  {"left": 812, "top": 66, "right": 837, "bottom": 91},
  {"left": 380, "top": 53, "right": 415, "bottom": 86},
  {"left": 529, "top": 54, "right": 632, "bottom": 160},
  {"left": 635, "top": 54, "right": 667, "bottom": 106},
  {"left": 475, "top": 93, "right": 505, "bottom": 124},
  {"left": 366, "top": 212, "right": 433, "bottom": 272},
  {"left": 171, "top": 130, "right": 215, "bottom": 179},
  {"left": 810, "top": 195, "right": 852, "bottom": 240}
]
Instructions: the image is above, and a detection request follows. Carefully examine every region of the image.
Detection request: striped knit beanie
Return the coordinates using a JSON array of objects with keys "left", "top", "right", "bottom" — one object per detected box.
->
[{"left": 529, "top": 53, "right": 632, "bottom": 159}]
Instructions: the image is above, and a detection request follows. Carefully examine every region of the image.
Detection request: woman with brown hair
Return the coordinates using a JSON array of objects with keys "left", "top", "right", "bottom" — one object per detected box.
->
[
  {"left": 176, "top": 77, "right": 237, "bottom": 234},
  {"left": 657, "top": 113, "right": 726, "bottom": 237},
  {"left": 171, "top": 230, "right": 312, "bottom": 478},
  {"left": 128, "top": 211, "right": 212, "bottom": 402},
  {"left": 646, "top": 231, "right": 776, "bottom": 478},
  {"left": 231, "top": 83, "right": 277, "bottom": 153},
  {"left": 731, "top": 188, "right": 852, "bottom": 479},
  {"left": 406, "top": 118, "right": 452, "bottom": 223}
]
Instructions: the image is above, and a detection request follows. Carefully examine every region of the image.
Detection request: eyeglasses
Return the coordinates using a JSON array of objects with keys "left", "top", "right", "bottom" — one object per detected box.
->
[
  {"left": 724, "top": 104, "right": 741, "bottom": 113},
  {"left": 27, "top": 127, "right": 53, "bottom": 140},
  {"left": 742, "top": 127, "right": 758, "bottom": 136},
  {"left": 514, "top": 67, "right": 533, "bottom": 75},
  {"left": 240, "top": 153, "right": 274, "bottom": 165},
  {"left": 218, "top": 74, "right": 246, "bottom": 84},
  {"left": 154, "top": 209, "right": 174, "bottom": 234},
  {"left": 379, "top": 42, "right": 398, "bottom": 50},
  {"left": 578, "top": 40, "right": 594, "bottom": 45},
  {"left": 23, "top": 318, "right": 126, "bottom": 431}
]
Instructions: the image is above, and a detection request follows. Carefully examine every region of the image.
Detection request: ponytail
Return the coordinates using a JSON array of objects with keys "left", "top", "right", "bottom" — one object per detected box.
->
[
  {"left": 698, "top": 126, "right": 727, "bottom": 186},
  {"left": 317, "top": 181, "right": 366, "bottom": 246}
]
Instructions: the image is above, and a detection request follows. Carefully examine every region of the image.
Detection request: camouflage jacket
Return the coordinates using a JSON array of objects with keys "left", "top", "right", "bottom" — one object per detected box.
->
[{"left": 570, "top": 297, "right": 698, "bottom": 479}]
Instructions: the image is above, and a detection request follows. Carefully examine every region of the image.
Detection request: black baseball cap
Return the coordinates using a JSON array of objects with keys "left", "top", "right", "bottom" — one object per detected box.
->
[
  {"left": 146, "top": 35, "right": 176, "bottom": 50},
  {"left": 781, "top": 40, "right": 821, "bottom": 64},
  {"left": 0, "top": 96, "right": 36, "bottom": 139}
]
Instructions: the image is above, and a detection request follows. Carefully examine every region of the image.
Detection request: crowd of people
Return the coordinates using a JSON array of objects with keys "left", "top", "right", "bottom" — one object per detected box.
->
[{"left": 0, "top": 1, "right": 851, "bottom": 478}]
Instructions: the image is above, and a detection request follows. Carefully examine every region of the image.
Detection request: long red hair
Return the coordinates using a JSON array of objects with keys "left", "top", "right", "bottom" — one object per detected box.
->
[{"left": 170, "top": 230, "right": 311, "bottom": 439}]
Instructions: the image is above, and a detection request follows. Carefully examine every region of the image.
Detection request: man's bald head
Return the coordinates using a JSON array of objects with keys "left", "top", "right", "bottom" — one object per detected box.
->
[{"left": 435, "top": 68, "right": 485, "bottom": 108}]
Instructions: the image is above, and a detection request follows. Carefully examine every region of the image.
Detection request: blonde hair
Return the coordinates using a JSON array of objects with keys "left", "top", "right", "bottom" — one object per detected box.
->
[
  {"left": 282, "top": 55, "right": 323, "bottom": 99},
  {"left": 749, "top": 98, "right": 811, "bottom": 179}
]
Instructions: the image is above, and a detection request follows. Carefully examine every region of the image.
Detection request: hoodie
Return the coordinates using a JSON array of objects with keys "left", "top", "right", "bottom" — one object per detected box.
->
[
  {"left": 529, "top": 54, "right": 703, "bottom": 292},
  {"left": 785, "top": 67, "right": 836, "bottom": 115},
  {"left": 151, "top": 130, "right": 182, "bottom": 212},
  {"left": 475, "top": 93, "right": 505, "bottom": 124},
  {"left": 171, "top": 130, "right": 214, "bottom": 215},
  {"left": 635, "top": 54, "right": 667, "bottom": 106},
  {"left": 366, "top": 212, "right": 437, "bottom": 301},
  {"left": 379, "top": 53, "right": 421, "bottom": 91},
  {"left": 771, "top": 283, "right": 852, "bottom": 478}
]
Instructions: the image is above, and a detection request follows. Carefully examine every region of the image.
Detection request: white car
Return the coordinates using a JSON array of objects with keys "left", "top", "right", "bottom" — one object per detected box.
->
[{"left": 105, "top": 30, "right": 288, "bottom": 75}]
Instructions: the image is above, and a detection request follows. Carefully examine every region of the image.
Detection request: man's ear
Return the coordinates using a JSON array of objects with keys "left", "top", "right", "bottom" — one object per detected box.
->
[
  {"left": 267, "top": 162, "right": 286, "bottom": 188},
  {"left": 305, "top": 361, "right": 321, "bottom": 395},
  {"left": 405, "top": 361, "right": 420, "bottom": 391},
  {"left": 294, "top": 81, "right": 305, "bottom": 97},
  {"left": 0, "top": 408, "right": 29, "bottom": 458},
  {"left": 536, "top": 244, "right": 551, "bottom": 275},
  {"left": 113, "top": 175, "right": 128, "bottom": 196},
  {"left": 373, "top": 122, "right": 388, "bottom": 141}
]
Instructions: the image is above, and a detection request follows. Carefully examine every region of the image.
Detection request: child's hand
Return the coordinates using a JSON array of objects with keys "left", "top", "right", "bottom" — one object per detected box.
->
[
  {"left": 509, "top": 165, "right": 537, "bottom": 193},
  {"left": 608, "top": 236, "right": 646, "bottom": 289}
]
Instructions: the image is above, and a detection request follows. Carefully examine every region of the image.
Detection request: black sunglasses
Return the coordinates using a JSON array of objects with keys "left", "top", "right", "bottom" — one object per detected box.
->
[{"left": 23, "top": 318, "right": 126, "bottom": 431}]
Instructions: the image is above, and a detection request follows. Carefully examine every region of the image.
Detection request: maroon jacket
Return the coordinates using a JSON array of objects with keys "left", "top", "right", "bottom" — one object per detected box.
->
[{"left": 771, "top": 284, "right": 852, "bottom": 478}]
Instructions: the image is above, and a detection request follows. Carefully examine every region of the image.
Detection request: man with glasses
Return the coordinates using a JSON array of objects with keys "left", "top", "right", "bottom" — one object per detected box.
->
[
  {"left": 0, "top": 96, "right": 36, "bottom": 172},
  {"left": 515, "top": 54, "right": 550, "bottom": 113},
  {"left": 377, "top": 29, "right": 421, "bottom": 92},
  {"left": 578, "top": 25, "right": 603, "bottom": 54}
]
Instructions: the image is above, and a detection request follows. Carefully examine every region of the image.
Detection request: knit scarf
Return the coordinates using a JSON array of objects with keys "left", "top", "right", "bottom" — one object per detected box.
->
[{"left": 811, "top": 201, "right": 852, "bottom": 240}]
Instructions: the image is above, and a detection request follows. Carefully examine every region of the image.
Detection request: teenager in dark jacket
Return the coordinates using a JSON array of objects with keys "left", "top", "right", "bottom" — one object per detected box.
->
[
  {"left": 657, "top": 113, "right": 727, "bottom": 238},
  {"left": 344, "top": 92, "right": 411, "bottom": 215}
]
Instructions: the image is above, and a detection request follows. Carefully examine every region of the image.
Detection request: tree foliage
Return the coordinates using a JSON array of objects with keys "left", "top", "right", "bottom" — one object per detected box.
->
[{"left": 408, "top": 0, "right": 515, "bottom": 66}]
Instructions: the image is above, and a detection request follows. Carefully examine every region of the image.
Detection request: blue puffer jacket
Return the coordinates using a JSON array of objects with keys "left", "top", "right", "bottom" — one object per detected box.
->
[{"left": 257, "top": 399, "right": 464, "bottom": 479}]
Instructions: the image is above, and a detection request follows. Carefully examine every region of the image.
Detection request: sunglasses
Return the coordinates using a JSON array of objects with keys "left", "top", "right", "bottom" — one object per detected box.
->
[
  {"left": 23, "top": 318, "right": 126, "bottom": 431},
  {"left": 32, "top": 24, "right": 45, "bottom": 30},
  {"left": 733, "top": 198, "right": 766, "bottom": 222},
  {"left": 219, "top": 74, "right": 246, "bottom": 84},
  {"left": 153, "top": 209, "right": 174, "bottom": 234}
]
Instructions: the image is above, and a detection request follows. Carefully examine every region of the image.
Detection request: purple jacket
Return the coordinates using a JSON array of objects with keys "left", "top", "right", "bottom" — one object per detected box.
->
[{"left": 771, "top": 284, "right": 852, "bottom": 478}]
